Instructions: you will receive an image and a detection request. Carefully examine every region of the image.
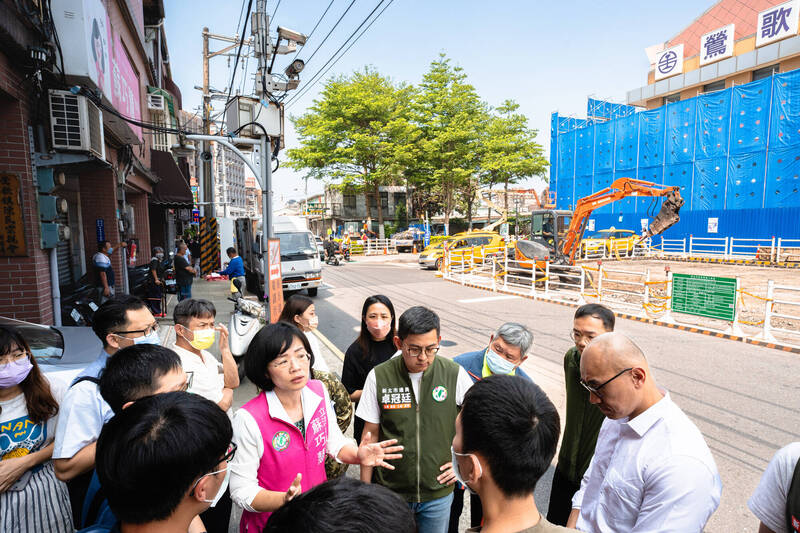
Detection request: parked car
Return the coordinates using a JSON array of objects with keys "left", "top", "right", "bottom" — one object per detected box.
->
[
  {"left": 581, "top": 228, "right": 637, "bottom": 256},
  {"left": 0, "top": 316, "right": 102, "bottom": 389},
  {"left": 418, "top": 238, "right": 454, "bottom": 270},
  {"left": 419, "top": 231, "right": 508, "bottom": 269}
]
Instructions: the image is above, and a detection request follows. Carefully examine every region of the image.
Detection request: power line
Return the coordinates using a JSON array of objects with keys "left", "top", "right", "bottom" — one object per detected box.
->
[
  {"left": 290, "top": 0, "right": 336, "bottom": 61},
  {"left": 286, "top": 0, "right": 393, "bottom": 109},
  {"left": 222, "top": 0, "right": 254, "bottom": 126},
  {"left": 301, "top": 0, "right": 358, "bottom": 67},
  {"left": 270, "top": 0, "right": 281, "bottom": 19}
]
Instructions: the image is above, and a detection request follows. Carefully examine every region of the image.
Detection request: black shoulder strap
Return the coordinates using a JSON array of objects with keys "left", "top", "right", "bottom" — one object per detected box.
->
[
  {"left": 787, "top": 453, "right": 800, "bottom": 532},
  {"left": 71, "top": 376, "right": 101, "bottom": 388}
]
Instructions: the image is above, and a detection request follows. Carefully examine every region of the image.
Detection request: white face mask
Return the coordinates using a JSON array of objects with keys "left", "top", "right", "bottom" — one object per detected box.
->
[
  {"left": 200, "top": 465, "right": 230, "bottom": 507},
  {"left": 485, "top": 347, "right": 517, "bottom": 375},
  {"left": 451, "top": 446, "right": 482, "bottom": 495},
  {"left": 307, "top": 316, "right": 319, "bottom": 330}
]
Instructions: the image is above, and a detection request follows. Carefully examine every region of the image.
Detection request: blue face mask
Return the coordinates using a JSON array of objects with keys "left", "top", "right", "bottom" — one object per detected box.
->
[
  {"left": 134, "top": 330, "right": 161, "bottom": 345},
  {"left": 485, "top": 347, "right": 517, "bottom": 375},
  {"left": 107, "top": 247, "right": 113, "bottom": 255}
]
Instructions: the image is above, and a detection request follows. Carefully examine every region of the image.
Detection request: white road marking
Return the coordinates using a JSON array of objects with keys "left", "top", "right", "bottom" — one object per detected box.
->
[{"left": 457, "top": 295, "right": 522, "bottom": 304}]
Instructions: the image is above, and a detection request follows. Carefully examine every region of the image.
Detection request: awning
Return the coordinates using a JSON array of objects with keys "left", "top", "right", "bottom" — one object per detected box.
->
[{"left": 149, "top": 149, "right": 193, "bottom": 207}]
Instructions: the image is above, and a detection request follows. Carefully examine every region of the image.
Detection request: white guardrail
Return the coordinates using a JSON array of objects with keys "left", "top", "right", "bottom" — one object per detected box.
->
[
  {"left": 440, "top": 246, "right": 800, "bottom": 347},
  {"left": 635, "top": 235, "right": 800, "bottom": 261},
  {"left": 361, "top": 239, "right": 398, "bottom": 255}
]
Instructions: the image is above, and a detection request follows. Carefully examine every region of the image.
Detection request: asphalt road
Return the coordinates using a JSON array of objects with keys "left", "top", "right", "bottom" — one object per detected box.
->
[{"left": 311, "top": 258, "right": 800, "bottom": 533}]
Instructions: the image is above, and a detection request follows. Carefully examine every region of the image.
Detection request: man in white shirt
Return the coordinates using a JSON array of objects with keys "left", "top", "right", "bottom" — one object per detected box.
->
[
  {"left": 170, "top": 298, "right": 240, "bottom": 533},
  {"left": 567, "top": 332, "right": 722, "bottom": 533},
  {"left": 748, "top": 442, "right": 800, "bottom": 533}
]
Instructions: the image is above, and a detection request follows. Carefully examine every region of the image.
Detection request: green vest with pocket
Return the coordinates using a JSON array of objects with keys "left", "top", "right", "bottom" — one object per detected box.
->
[{"left": 374, "top": 354, "right": 459, "bottom": 502}]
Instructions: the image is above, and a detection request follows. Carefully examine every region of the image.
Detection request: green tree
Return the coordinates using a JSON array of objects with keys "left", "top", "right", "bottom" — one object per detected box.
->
[
  {"left": 287, "top": 68, "right": 415, "bottom": 234},
  {"left": 412, "top": 54, "right": 485, "bottom": 235},
  {"left": 481, "top": 99, "right": 549, "bottom": 213}
]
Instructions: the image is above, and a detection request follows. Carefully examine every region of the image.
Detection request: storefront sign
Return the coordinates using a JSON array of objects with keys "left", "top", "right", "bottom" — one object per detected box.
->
[
  {"left": 110, "top": 31, "right": 142, "bottom": 140},
  {"left": 654, "top": 44, "right": 684, "bottom": 81},
  {"left": 672, "top": 274, "right": 737, "bottom": 322},
  {"left": 756, "top": 0, "right": 799, "bottom": 48},
  {"left": 267, "top": 238, "right": 284, "bottom": 322},
  {"left": 96, "top": 218, "right": 106, "bottom": 242},
  {"left": 192, "top": 209, "right": 200, "bottom": 224},
  {"left": 700, "top": 24, "right": 735, "bottom": 66},
  {"left": 0, "top": 174, "right": 27, "bottom": 256}
]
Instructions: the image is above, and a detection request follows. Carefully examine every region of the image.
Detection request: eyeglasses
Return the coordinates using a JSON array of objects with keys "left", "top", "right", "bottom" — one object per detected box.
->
[
  {"left": 405, "top": 344, "right": 440, "bottom": 358},
  {"left": 190, "top": 442, "right": 238, "bottom": 493},
  {"left": 113, "top": 322, "right": 159, "bottom": 338},
  {"left": 270, "top": 351, "right": 311, "bottom": 370},
  {"left": 0, "top": 351, "right": 29, "bottom": 365},
  {"left": 579, "top": 368, "right": 633, "bottom": 398}
]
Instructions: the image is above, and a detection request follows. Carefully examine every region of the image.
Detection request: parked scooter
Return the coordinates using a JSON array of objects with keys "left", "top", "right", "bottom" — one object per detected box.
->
[{"left": 228, "top": 278, "right": 265, "bottom": 380}]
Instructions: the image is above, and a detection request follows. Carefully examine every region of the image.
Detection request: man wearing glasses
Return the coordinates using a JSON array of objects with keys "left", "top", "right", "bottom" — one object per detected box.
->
[
  {"left": 547, "top": 304, "right": 615, "bottom": 526},
  {"left": 53, "top": 295, "right": 158, "bottom": 526},
  {"left": 357, "top": 306, "right": 474, "bottom": 533},
  {"left": 95, "top": 392, "right": 234, "bottom": 533},
  {"left": 567, "top": 332, "right": 722, "bottom": 532}
]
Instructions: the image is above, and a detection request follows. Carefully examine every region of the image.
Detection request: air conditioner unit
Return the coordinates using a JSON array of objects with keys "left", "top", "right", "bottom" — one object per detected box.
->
[
  {"left": 48, "top": 90, "right": 105, "bottom": 160},
  {"left": 147, "top": 93, "right": 166, "bottom": 114}
]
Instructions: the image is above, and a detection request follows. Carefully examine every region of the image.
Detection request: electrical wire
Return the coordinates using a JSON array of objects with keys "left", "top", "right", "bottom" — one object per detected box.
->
[
  {"left": 300, "top": 0, "right": 358, "bottom": 67},
  {"left": 290, "top": 0, "right": 336, "bottom": 61},
  {"left": 270, "top": 0, "right": 281, "bottom": 20},
  {"left": 286, "top": 0, "right": 394, "bottom": 109},
  {"left": 221, "top": 0, "right": 254, "bottom": 127}
]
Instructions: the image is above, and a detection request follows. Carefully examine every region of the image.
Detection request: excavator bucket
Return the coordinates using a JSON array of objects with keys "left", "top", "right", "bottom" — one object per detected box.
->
[{"left": 640, "top": 189, "right": 685, "bottom": 241}]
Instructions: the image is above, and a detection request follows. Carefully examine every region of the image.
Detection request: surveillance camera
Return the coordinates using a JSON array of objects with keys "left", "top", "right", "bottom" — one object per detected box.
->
[
  {"left": 200, "top": 151, "right": 213, "bottom": 161},
  {"left": 277, "top": 26, "right": 307, "bottom": 46},
  {"left": 284, "top": 59, "right": 305, "bottom": 78}
]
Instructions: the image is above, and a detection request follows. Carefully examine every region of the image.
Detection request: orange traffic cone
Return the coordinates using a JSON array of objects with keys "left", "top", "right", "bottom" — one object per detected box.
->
[
  {"left": 383, "top": 245, "right": 388, "bottom": 255},
  {"left": 413, "top": 244, "right": 417, "bottom": 254}
]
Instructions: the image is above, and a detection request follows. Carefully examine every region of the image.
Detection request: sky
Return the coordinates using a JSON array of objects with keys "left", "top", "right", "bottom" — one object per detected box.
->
[{"left": 164, "top": 0, "right": 717, "bottom": 206}]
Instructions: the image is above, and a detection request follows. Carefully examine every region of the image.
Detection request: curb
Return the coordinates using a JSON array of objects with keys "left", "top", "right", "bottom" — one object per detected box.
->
[
  {"left": 442, "top": 277, "right": 800, "bottom": 355},
  {"left": 312, "top": 329, "right": 345, "bottom": 361}
]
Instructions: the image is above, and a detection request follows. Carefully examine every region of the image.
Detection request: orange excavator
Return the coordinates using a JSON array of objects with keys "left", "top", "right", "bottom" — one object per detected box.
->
[{"left": 514, "top": 178, "right": 685, "bottom": 270}]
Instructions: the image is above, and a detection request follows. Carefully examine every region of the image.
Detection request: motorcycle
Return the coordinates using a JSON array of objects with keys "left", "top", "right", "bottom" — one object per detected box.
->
[
  {"left": 325, "top": 247, "right": 344, "bottom": 266},
  {"left": 228, "top": 278, "right": 266, "bottom": 381}
]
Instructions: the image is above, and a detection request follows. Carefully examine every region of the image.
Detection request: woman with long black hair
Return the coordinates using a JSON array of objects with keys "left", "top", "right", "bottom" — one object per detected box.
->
[
  {"left": 0, "top": 326, "right": 72, "bottom": 532},
  {"left": 341, "top": 295, "right": 398, "bottom": 444}
]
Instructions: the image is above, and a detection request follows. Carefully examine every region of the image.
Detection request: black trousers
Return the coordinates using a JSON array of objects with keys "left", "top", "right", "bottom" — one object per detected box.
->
[
  {"left": 199, "top": 487, "right": 232, "bottom": 533},
  {"left": 546, "top": 467, "right": 581, "bottom": 526},
  {"left": 449, "top": 484, "right": 483, "bottom": 533}
]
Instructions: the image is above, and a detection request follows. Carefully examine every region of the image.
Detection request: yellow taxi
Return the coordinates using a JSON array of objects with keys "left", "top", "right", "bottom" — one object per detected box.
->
[
  {"left": 580, "top": 228, "right": 637, "bottom": 257},
  {"left": 419, "top": 231, "right": 507, "bottom": 270}
]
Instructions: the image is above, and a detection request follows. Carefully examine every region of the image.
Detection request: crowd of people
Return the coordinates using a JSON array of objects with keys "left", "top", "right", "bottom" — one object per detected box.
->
[{"left": 0, "top": 293, "right": 798, "bottom": 533}]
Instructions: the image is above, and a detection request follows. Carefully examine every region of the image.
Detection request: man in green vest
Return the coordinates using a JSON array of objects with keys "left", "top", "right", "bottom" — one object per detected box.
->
[
  {"left": 357, "top": 306, "right": 474, "bottom": 533},
  {"left": 546, "top": 303, "right": 614, "bottom": 526}
]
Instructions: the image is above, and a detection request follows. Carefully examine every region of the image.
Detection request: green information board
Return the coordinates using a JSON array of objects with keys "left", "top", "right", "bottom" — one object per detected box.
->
[{"left": 672, "top": 273, "right": 737, "bottom": 321}]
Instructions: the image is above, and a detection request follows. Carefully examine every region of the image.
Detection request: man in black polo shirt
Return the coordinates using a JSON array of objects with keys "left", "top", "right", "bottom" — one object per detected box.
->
[{"left": 173, "top": 243, "right": 195, "bottom": 301}]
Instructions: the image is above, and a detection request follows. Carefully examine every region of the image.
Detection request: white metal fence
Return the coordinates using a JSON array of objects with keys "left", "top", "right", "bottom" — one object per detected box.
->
[
  {"left": 617, "top": 235, "right": 800, "bottom": 262},
  {"left": 440, "top": 245, "right": 800, "bottom": 347}
]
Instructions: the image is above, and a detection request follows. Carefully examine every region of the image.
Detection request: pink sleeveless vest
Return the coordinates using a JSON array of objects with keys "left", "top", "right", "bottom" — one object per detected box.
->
[{"left": 239, "top": 379, "right": 329, "bottom": 532}]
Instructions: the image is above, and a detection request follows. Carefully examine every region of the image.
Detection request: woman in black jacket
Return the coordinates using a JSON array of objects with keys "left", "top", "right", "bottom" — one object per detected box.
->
[{"left": 341, "top": 295, "right": 397, "bottom": 444}]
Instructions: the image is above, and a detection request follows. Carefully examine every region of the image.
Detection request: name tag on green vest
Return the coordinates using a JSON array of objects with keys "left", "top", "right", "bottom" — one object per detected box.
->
[{"left": 381, "top": 386, "right": 413, "bottom": 409}]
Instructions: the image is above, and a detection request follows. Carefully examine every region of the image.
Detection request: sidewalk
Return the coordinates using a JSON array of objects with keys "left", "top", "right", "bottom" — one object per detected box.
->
[{"left": 349, "top": 252, "right": 419, "bottom": 264}]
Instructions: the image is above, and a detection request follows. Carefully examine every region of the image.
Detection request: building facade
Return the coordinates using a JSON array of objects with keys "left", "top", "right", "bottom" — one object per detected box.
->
[
  {"left": 212, "top": 141, "right": 247, "bottom": 218},
  {"left": 0, "top": 0, "right": 188, "bottom": 325},
  {"left": 550, "top": 0, "right": 800, "bottom": 240}
]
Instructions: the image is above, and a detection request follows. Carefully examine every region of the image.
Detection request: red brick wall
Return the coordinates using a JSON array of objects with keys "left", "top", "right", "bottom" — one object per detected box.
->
[
  {"left": 128, "top": 191, "right": 151, "bottom": 265},
  {"left": 0, "top": 49, "right": 54, "bottom": 324},
  {"left": 78, "top": 168, "right": 123, "bottom": 289}
]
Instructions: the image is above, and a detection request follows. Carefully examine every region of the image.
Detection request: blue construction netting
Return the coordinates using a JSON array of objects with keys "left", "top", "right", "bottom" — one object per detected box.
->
[
  {"left": 587, "top": 98, "right": 636, "bottom": 120},
  {"left": 550, "top": 70, "right": 800, "bottom": 223}
]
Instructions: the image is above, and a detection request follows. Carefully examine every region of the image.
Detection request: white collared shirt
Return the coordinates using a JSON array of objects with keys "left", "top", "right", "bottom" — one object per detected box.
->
[
  {"left": 229, "top": 384, "right": 354, "bottom": 511},
  {"left": 171, "top": 344, "right": 228, "bottom": 414},
  {"left": 573, "top": 392, "right": 722, "bottom": 533}
]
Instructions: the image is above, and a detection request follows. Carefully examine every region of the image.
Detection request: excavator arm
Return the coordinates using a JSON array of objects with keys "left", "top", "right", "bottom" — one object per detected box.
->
[{"left": 560, "top": 178, "right": 685, "bottom": 263}]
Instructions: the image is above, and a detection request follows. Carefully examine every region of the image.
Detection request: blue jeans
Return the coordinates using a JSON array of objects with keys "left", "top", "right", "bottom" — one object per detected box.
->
[
  {"left": 408, "top": 492, "right": 453, "bottom": 533},
  {"left": 178, "top": 283, "right": 192, "bottom": 301}
]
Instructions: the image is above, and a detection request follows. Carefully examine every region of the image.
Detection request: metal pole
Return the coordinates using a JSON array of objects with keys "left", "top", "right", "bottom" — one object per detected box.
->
[
  {"left": 261, "top": 136, "right": 272, "bottom": 305},
  {"left": 202, "top": 28, "right": 213, "bottom": 218},
  {"left": 50, "top": 248, "right": 61, "bottom": 326}
]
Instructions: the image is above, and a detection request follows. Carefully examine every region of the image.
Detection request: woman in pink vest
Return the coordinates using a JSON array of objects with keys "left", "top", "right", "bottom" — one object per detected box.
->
[{"left": 229, "top": 322, "right": 403, "bottom": 532}]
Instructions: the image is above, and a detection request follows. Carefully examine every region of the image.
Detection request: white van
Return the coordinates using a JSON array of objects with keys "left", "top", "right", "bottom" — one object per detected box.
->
[{"left": 237, "top": 215, "right": 322, "bottom": 297}]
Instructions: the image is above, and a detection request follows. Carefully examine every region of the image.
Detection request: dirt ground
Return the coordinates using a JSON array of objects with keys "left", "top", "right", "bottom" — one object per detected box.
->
[{"left": 573, "top": 257, "right": 800, "bottom": 345}]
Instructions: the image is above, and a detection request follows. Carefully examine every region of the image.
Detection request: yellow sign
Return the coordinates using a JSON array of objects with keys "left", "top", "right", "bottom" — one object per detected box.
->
[{"left": 0, "top": 173, "right": 27, "bottom": 256}]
